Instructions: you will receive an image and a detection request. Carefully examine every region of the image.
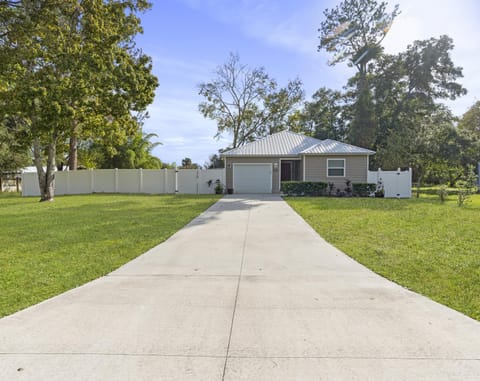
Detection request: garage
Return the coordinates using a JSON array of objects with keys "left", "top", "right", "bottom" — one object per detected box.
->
[{"left": 233, "top": 163, "right": 272, "bottom": 193}]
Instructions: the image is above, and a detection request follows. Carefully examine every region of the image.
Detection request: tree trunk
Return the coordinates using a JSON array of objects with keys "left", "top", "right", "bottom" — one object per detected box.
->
[
  {"left": 33, "top": 136, "right": 57, "bottom": 202},
  {"left": 349, "top": 74, "right": 377, "bottom": 149},
  {"left": 68, "top": 121, "right": 78, "bottom": 170}
]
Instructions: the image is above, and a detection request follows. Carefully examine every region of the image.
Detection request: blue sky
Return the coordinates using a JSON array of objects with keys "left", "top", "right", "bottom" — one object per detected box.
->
[{"left": 136, "top": 0, "right": 480, "bottom": 166}]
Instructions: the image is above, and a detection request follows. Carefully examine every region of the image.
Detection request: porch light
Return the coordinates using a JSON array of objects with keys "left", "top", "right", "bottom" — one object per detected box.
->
[{"left": 273, "top": 162, "right": 278, "bottom": 170}]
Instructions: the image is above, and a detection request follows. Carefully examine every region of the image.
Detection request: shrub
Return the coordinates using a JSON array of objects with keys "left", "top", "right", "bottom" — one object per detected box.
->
[
  {"left": 352, "top": 183, "right": 376, "bottom": 197},
  {"left": 437, "top": 184, "right": 449, "bottom": 203},
  {"left": 456, "top": 165, "right": 478, "bottom": 207},
  {"left": 281, "top": 181, "right": 327, "bottom": 196}
]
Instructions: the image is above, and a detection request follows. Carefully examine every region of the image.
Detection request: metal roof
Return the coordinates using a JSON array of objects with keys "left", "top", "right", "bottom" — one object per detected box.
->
[
  {"left": 222, "top": 131, "right": 375, "bottom": 156},
  {"left": 302, "top": 139, "right": 376, "bottom": 155}
]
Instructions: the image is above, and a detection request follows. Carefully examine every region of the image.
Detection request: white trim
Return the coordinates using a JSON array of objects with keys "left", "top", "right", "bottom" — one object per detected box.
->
[
  {"left": 278, "top": 158, "right": 300, "bottom": 190},
  {"left": 232, "top": 163, "right": 273, "bottom": 193},
  {"left": 302, "top": 155, "right": 306, "bottom": 181},
  {"left": 327, "top": 158, "right": 346, "bottom": 178},
  {"left": 366, "top": 155, "right": 370, "bottom": 181}
]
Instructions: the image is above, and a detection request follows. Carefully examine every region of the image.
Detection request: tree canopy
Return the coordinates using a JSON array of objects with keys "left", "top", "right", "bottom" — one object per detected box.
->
[
  {"left": 318, "top": 0, "right": 399, "bottom": 74},
  {"left": 318, "top": 0, "right": 400, "bottom": 149},
  {"left": 198, "top": 53, "right": 304, "bottom": 149},
  {"left": 0, "top": 0, "right": 158, "bottom": 200}
]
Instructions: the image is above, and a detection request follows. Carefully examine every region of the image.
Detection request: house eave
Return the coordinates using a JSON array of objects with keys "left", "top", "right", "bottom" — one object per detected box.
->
[{"left": 303, "top": 152, "right": 376, "bottom": 156}]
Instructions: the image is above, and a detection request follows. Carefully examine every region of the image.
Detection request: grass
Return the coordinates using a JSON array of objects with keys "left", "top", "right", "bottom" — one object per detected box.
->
[
  {"left": 286, "top": 193, "right": 480, "bottom": 321},
  {"left": 0, "top": 193, "right": 220, "bottom": 318}
]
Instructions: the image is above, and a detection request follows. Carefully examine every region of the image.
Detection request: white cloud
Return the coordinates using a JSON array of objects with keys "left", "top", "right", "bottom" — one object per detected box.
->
[{"left": 143, "top": 88, "right": 229, "bottom": 165}]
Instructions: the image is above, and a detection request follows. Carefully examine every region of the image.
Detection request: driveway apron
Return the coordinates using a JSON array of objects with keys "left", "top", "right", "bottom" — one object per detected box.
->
[{"left": 0, "top": 195, "right": 479, "bottom": 380}]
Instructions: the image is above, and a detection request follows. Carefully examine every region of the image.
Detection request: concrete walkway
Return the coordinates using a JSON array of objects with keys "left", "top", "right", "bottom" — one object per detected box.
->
[{"left": 1, "top": 195, "right": 479, "bottom": 380}]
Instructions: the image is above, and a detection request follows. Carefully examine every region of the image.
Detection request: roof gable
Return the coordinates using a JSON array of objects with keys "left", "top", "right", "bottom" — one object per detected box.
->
[{"left": 222, "top": 131, "right": 375, "bottom": 156}]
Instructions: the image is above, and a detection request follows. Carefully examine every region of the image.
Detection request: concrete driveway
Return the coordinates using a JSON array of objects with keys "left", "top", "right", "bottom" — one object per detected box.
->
[{"left": 1, "top": 195, "right": 479, "bottom": 380}]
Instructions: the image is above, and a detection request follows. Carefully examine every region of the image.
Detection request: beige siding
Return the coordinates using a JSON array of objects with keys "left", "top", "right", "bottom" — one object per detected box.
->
[
  {"left": 225, "top": 157, "right": 281, "bottom": 193},
  {"left": 305, "top": 155, "right": 369, "bottom": 188}
]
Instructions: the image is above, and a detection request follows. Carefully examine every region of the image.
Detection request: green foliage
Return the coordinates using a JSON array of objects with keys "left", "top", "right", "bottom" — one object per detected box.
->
[
  {"left": 456, "top": 165, "right": 478, "bottom": 207},
  {"left": 286, "top": 196, "right": 480, "bottom": 320},
  {"left": 458, "top": 101, "right": 480, "bottom": 136},
  {"left": 371, "top": 36, "right": 467, "bottom": 173},
  {"left": 281, "top": 181, "right": 327, "bottom": 196},
  {"left": 0, "top": 116, "right": 31, "bottom": 172},
  {"left": 198, "top": 53, "right": 304, "bottom": 149},
  {"left": 0, "top": 193, "right": 220, "bottom": 317},
  {"left": 204, "top": 153, "right": 225, "bottom": 169},
  {"left": 437, "top": 184, "right": 449, "bottom": 203},
  {"left": 179, "top": 157, "right": 199, "bottom": 169},
  {"left": 348, "top": 80, "right": 377, "bottom": 148},
  {"left": 79, "top": 131, "right": 162, "bottom": 169},
  {"left": 318, "top": 0, "right": 399, "bottom": 73},
  {"left": 352, "top": 183, "right": 376, "bottom": 197},
  {"left": 297, "top": 87, "right": 347, "bottom": 141},
  {"left": 318, "top": 0, "right": 399, "bottom": 149},
  {"left": 0, "top": 0, "right": 158, "bottom": 199}
]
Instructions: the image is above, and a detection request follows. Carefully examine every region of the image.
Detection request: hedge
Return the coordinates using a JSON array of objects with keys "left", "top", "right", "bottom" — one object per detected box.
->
[
  {"left": 281, "top": 181, "right": 327, "bottom": 196},
  {"left": 352, "top": 183, "right": 376, "bottom": 197}
]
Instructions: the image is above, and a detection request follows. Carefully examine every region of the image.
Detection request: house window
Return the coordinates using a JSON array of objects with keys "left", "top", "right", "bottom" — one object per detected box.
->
[{"left": 327, "top": 159, "right": 345, "bottom": 177}]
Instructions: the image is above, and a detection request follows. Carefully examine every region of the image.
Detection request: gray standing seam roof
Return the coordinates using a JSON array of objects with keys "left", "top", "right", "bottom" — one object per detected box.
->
[{"left": 222, "top": 131, "right": 375, "bottom": 156}]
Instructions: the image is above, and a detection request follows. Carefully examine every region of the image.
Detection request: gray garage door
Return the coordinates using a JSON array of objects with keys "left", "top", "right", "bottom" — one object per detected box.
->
[{"left": 233, "top": 164, "right": 272, "bottom": 193}]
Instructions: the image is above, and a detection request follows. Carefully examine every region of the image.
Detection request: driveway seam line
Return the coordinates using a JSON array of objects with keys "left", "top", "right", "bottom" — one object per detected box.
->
[
  {"left": 2, "top": 353, "right": 479, "bottom": 361},
  {"left": 221, "top": 203, "right": 251, "bottom": 381}
]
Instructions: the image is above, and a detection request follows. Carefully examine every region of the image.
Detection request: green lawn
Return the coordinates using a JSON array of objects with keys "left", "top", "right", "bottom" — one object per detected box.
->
[
  {"left": 0, "top": 193, "right": 220, "bottom": 318},
  {"left": 286, "top": 194, "right": 480, "bottom": 321}
]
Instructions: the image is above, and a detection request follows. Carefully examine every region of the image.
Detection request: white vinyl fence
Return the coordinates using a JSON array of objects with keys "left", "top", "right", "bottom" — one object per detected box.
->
[
  {"left": 367, "top": 168, "right": 412, "bottom": 198},
  {"left": 22, "top": 168, "right": 226, "bottom": 197}
]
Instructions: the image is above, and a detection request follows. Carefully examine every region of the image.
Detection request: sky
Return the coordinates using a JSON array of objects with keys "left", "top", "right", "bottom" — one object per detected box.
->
[{"left": 135, "top": 0, "right": 480, "bottom": 166}]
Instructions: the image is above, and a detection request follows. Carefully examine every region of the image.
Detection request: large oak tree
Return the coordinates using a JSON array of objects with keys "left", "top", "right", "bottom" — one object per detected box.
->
[{"left": 0, "top": 0, "right": 158, "bottom": 200}]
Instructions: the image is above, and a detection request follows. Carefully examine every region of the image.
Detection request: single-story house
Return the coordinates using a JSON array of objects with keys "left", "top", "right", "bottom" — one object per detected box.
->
[{"left": 222, "top": 130, "right": 375, "bottom": 194}]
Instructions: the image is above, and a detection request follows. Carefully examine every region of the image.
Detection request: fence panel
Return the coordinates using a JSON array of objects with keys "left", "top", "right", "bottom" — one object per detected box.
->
[
  {"left": 117, "top": 169, "right": 141, "bottom": 193},
  {"left": 177, "top": 169, "right": 198, "bottom": 194},
  {"left": 22, "top": 168, "right": 226, "bottom": 196},
  {"left": 92, "top": 170, "right": 115, "bottom": 193},
  {"left": 197, "top": 169, "right": 225, "bottom": 194},
  {"left": 142, "top": 169, "right": 165, "bottom": 194},
  {"left": 21, "top": 173, "right": 39, "bottom": 196}
]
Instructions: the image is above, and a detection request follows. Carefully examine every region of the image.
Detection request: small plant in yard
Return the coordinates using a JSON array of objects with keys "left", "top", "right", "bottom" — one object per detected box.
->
[
  {"left": 352, "top": 183, "right": 376, "bottom": 197},
  {"left": 344, "top": 179, "right": 352, "bottom": 196},
  {"left": 437, "top": 184, "right": 449, "bottom": 203},
  {"left": 214, "top": 179, "right": 224, "bottom": 194},
  {"left": 374, "top": 179, "right": 385, "bottom": 198},
  {"left": 456, "top": 165, "right": 478, "bottom": 206},
  {"left": 327, "top": 182, "right": 335, "bottom": 196}
]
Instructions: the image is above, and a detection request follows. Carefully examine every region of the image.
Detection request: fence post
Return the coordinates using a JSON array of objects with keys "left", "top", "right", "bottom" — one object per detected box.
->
[
  {"left": 138, "top": 168, "right": 143, "bottom": 193},
  {"left": 66, "top": 170, "right": 70, "bottom": 195},
  {"left": 163, "top": 168, "right": 167, "bottom": 194},
  {"left": 196, "top": 169, "right": 199, "bottom": 194},
  {"left": 114, "top": 168, "right": 118, "bottom": 193},
  {"left": 90, "top": 169, "right": 95, "bottom": 193},
  {"left": 175, "top": 167, "right": 179, "bottom": 194}
]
